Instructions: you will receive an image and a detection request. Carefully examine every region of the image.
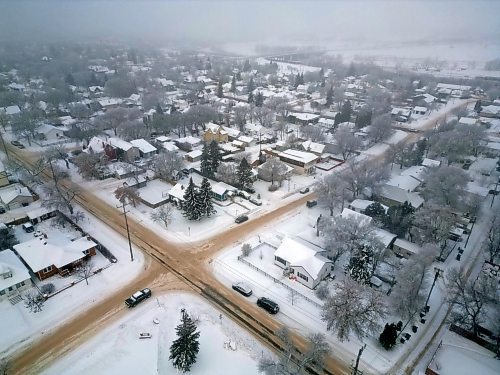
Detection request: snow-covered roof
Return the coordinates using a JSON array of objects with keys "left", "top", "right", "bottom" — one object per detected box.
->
[
  {"left": 98, "top": 98, "right": 122, "bottom": 107},
  {"left": 168, "top": 182, "right": 186, "bottom": 201},
  {"left": 393, "top": 238, "right": 421, "bottom": 254},
  {"left": 413, "top": 106, "right": 427, "bottom": 113},
  {"left": 161, "top": 142, "right": 179, "bottom": 152},
  {"left": 155, "top": 136, "right": 171, "bottom": 143},
  {"left": 278, "top": 149, "right": 318, "bottom": 164},
  {"left": 2, "top": 105, "right": 21, "bottom": 115},
  {"left": 222, "top": 126, "right": 240, "bottom": 138},
  {"left": 380, "top": 185, "right": 424, "bottom": 208},
  {"left": 348, "top": 199, "right": 388, "bottom": 213},
  {"left": 186, "top": 149, "right": 202, "bottom": 158},
  {"left": 238, "top": 135, "right": 253, "bottom": 144},
  {"left": 292, "top": 112, "right": 320, "bottom": 122},
  {"left": 373, "top": 229, "right": 397, "bottom": 248},
  {"left": 436, "top": 83, "right": 471, "bottom": 91},
  {"left": 422, "top": 158, "right": 441, "bottom": 168},
  {"left": 0, "top": 184, "right": 33, "bottom": 205},
  {"left": 386, "top": 175, "right": 421, "bottom": 192},
  {"left": 340, "top": 208, "right": 372, "bottom": 226},
  {"left": 108, "top": 137, "right": 135, "bottom": 151},
  {"left": 36, "top": 123, "right": 62, "bottom": 135},
  {"left": 458, "top": 117, "right": 477, "bottom": 125},
  {"left": 176, "top": 136, "right": 201, "bottom": 145},
  {"left": 464, "top": 182, "right": 489, "bottom": 197},
  {"left": 87, "top": 136, "right": 106, "bottom": 154},
  {"left": 13, "top": 237, "right": 96, "bottom": 273},
  {"left": 0, "top": 249, "right": 31, "bottom": 293},
  {"left": 391, "top": 107, "right": 411, "bottom": 117},
  {"left": 130, "top": 139, "right": 157, "bottom": 154},
  {"left": 400, "top": 166, "right": 427, "bottom": 182},
  {"left": 274, "top": 237, "right": 331, "bottom": 279},
  {"left": 302, "top": 140, "right": 325, "bottom": 154},
  {"left": 481, "top": 105, "right": 500, "bottom": 115}
]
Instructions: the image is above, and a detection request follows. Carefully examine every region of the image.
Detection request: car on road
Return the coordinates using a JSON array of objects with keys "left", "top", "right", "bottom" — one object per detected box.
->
[
  {"left": 10, "top": 140, "right": 25, "bottom": 149},
  {"left": 125, "top": 288, "right": 151, "bottom": 307},
  {"left": 237, "top": 190, "right": 251, "bottom": 200},
  {"left": 257, "top": 297, "right": 279, "bottom": 314},
  {"left": 232, "top": 282, "right": 252, "bottom": 297},
  {"left": 306, "top": 200, "right": 317, "bottom": 208},
  {"left": 235, "top": 215, "right": 249, "bottom": 224},
  {"left": 249, "top": 197, "right": 262, "bottom": 206},
  {"left": 299, "top": 187, "right": 310, "bottom": 194}
]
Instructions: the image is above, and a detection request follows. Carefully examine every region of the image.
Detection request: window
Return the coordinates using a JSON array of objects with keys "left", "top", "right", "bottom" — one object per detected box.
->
[
  {"left": 16, "top": 283, "right": 23, "bottom": 288},
  {"left": 297, "top": 272, "right": 309, "bottom": 282},
  {"left": 0, "top": 290, "right": 5, "bottom": 295},
  {"left": 83, "top": 249, "right": 90, "bottom": 255},
  {"left": 275, "top": 256, "right": 287, "bottom": 266},
  {"left": 42, "top": 266, "right": 53, "bottom": 273}
]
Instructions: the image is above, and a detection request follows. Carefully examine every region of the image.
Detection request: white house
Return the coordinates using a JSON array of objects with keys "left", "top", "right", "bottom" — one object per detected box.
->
[
  {"left": 35, "top": 124, "right": 66, "bottom": 142},
  {"left": 412, "top": 106, "right": 427, "bottom": 116},
  {"left": 0, "top": 183, "right": 34, "bottom": 211},
  {"left": 340, "top": 208, "right": 372, "bottom": 226},
  {"left": 348, "top": 199, "right": 388, "bottom": 214},
  {"left": 0, "top": 248, "right": 32, "bottom": 301},
  {"left": 130, "top": 139, "right": 157, "bottom": 158},
  {"left": 273, "top": 237, "right": 332, "bottom": 289}
]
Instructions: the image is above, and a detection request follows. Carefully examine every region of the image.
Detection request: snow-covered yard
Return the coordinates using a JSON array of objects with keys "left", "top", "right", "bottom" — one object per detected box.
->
[{"left": 42, "top": 293, "right": 266, "bottom": 375}]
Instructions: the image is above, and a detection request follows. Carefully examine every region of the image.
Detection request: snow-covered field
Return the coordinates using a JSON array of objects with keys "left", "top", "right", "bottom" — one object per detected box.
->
[{"left": 42, "top": 293, "right": 265, "bottom": 375}]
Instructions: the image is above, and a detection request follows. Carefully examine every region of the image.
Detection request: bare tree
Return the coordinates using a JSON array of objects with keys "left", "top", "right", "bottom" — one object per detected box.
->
[
  {"left": 114, "top": 185, "right": 141, "bottom": 207},
  {"left": 254, "top": 106, "right": 274, "bottom": 128},
  {"left": 241, "top": 243, "right": 252, "bottom": 257},
  {"left": 344, "top": 160, "right": 389, "bottom": 198},
  {"left": 321, "top": 277, "right": 386, "bottom": 342},
  {"left": 234, "top": 106, "right": 249, "bottom": 131},
  {"left": 74, "top": 152, "right": 108, "bottom": 180},
  {"left": 421, "top": 166, "right": 468, "bottom": 209},
  {"left": 484, "top": 214, "right": 500, "bottom": 263},
  {"left": 446, "top": 268, "right": 498, "bottom": 337},
  {"left": 41, "top": 176, "right": 78, "bottom": 216},
  {"left": 216, "top": 162, "right": 238, "bottom": 186},
  {"left": 316, "top": 174, "right": 351, "bottom": 216},
  {"left": 24, "top": 288, "right": 44, "bottom": 313},
  {"left": 411, "top": 204, "right": 454, "bottom": 256},
  {"left": 368, "top": 113, "right": 393, "bottom": 143},
  {"left": 334, "top": 127, "right": 361, "bottom": 160},
  {"left": 77, "top": 261, "right": 94, "bottom": 286},
  {"left": 118, "top": 119, "right": 149, "bottom": 141},
  {"left": 301, "top": 125, "right": 325, "bottom": 142},
  {"left": 150, "top": 204, "right": 174, "bottom": 228},
  {"left": 390, "top": 244, "right": 438, "bottom": 322},
  {"left": 260, "top": 157, "right": 288, "bottom": 187},
  {"left": 11, "top": 109, "right": 42, "bottom": 146},
  {"left": 258, "top": 327, "right": 330, "bottom": 375},
  {"left": 151, "top": 151, "right": 185, "bottom": 182}
]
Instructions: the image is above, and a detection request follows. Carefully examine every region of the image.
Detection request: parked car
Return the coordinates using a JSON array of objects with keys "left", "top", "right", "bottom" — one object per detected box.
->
[
  {"left": 10, "top": 140, "right": 25, "bottom": 149},
  {"left": 237, "top": 190, "right": 251, "bottom": 200},
  {"left": 257, "top": 297, "right": 279, "bottom": 314},
  {"left": 125, "top": 288, "right": 151, "bottom": 307},
  {"left": 244, "top": 186, "right": 255, "bottom": 194},
  {"left": 235, "top": 215, "right": 249, "bottom": 224},
  {"left": 249, "top": 197, "right": 262, "bottom": 206},
  {"left": 0, "top": 207, "right": 5, "bottom": 214},
  {"left": 306, "top": 200, "right": 317, "bottom": 208},
  {"left": 232, "top": 282, "right": 252, "bottom": 297},
  {"left": 22, "top": 222, "right": 34, "bottom": 233},
  {"left": 299, "top": 187, "right": 310, "bottom": 194},
  {"left": 33, "top": 230, "right": 44, "bottom": 237}
]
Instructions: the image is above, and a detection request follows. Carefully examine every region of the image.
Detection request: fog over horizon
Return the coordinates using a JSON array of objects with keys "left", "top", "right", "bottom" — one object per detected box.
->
[{"left": 1, "top": 0, "right": 500, "bottom": 53}]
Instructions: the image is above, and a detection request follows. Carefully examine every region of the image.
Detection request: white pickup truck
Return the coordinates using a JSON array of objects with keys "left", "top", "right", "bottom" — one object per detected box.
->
[{"left": 125, "top": 288, "right": 151, "bottom": 308}]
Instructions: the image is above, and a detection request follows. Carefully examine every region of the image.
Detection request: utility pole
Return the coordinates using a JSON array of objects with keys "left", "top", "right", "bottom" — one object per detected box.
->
[
  {"left": 117, "top": 199, "right": 134, "bottom": 262},
  {"left": 424, "top": 267, "right": 443, "bottom": 310},
  {"left": 352, "top": 344, "right": 366, "bottom": 375},
  {"left": 464, "top": 215, "right": 476, "bottom": 248},
  {"left": 490, "top": 180, "right": 498, "bottom": 208},
  {"left": 0, "top": 130, "right": 9, "bottom": 159}
]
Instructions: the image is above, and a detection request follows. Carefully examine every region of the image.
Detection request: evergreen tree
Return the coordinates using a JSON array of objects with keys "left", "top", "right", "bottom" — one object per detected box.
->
[
  {"left": 200, "top": 143, "right": 212, "bottom": 177},
  {"left": 255, "top": 92, "right": 264, "bottom": 107},
  {"left": 243, "top": 59, "right": 251, "bottom": 72},
  {"left": 474, "top": 99, "right": 482, "bottom": 113},
  {"left": 340, "top": 100, "right": 352, "bottom": 123},
  {"left": 209, "top": 140, "right": 221, "bottom": 173},
  {"left": 169, "top": 309, "right": 200, "bottom": 373},
  {"left": 364, "top": 202, "right": 386, "bottom": 223},
  {"left": 379, "top": 323, "right": 398, "bottom": 350},
  {"left": 326, "top": 85, "right": 334, "bottom": 106},
  {"left": 0, "top": 225, "right": 18, "bottom": 250},
  {"left": 236, "top": 71, "right": 242, "bottom": 80},
  {"left": 230, "top": 75, "right": 236, "bottom": 93},
  {"left": 181, "top": 178, "right": 202, "bottom": 220},
  {"left": 247, "top": 77, "right": 255, "bottom": 93},
  {"left": 334, "top": 112, "right": 342, "bottom": 126},
  {"left": 237, "top": 157, "right": 253, "bottom": 189},
  {"left": 321, "top": 77, "right": 326, "bottom": 87},
  {"left": 247, "top": 91, "right": 254, "bottom": 104},
  {"left": 319, "top": 67, "right": 324, "bottom": 80},
  {"left": 345, "top": 244, "right": 373, "bottom": 284},
  {"left": 156, "top": 103, "right": 163, "bottom": 115},
  {"left": 356, "top": 108, "right": 372, "bottom": 128},
  {"left": 199, "top": 177, "right": 216, "bottom": 217},
  {"left": 347, "top": 62, "right": 356, "bottom": 77},
  {"left": 217, "top": 78, "right": 223, "bottom": 98},
  {"left": 65, "top": 73, "right": 75, "bottom": 86}
]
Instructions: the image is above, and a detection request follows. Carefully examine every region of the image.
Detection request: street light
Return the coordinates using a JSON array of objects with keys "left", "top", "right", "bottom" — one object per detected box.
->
[{"left": 117, "top": 184, "right": 134, "bottom": 262}]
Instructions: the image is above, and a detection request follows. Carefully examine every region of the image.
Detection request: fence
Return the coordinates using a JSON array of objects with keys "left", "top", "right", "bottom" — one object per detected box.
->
[{"left": 237, "top": 255, "right": 322, "bottom": 309}]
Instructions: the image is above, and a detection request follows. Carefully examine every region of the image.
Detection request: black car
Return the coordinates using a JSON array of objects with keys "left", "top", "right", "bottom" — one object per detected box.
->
[
  {"left": 257, "top": 297, "right": 279, "bottom": 314},
  {"left": 10, "top": 140, "right": 25, "bottom": 149},
  {"left": 235, "top": 215, "right": 249, "bottom": 224},
  {"left": 299, "top": 187, "right": 310, "bottom": 194},
  {"left": 306, "top": 200, "right": 317, "bottom": 208},
  {"left": 232, "top": 282, "right": 252, "bottom": 297},
  {"left": 244, "top": 186, "right": 256, "bottom": 194}
]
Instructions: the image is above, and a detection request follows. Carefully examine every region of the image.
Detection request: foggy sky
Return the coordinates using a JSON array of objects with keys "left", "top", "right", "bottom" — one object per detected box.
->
[{"left": 1, "top": 0, "right": 499, "bottom": 48}]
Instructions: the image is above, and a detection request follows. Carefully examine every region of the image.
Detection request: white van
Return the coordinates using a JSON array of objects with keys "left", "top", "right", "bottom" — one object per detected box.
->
[{"left": 22, "top": 222, "right": 34, "bottom": 233}]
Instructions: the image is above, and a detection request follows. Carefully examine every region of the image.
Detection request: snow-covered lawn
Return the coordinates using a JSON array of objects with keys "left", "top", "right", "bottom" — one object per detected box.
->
[
  {"left": 42, "top": 293, "right": 266, "bottom": 375},
  {"left": 0, "top": 206, "right": 146, "bottom": 357}
]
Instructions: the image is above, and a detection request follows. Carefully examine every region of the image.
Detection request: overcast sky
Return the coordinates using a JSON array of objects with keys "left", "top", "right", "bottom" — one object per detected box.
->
[{"left": 1, "top": 0, "right": 499, "bottom": 47}]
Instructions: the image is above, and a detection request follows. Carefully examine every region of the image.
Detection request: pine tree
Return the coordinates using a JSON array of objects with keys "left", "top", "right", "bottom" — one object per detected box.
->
[
  {"left": 247, "top": 77, "right": 255, "bottom": 93},
  {"left": 243, "top": 59, "right": 251, "bottom": 72},
  {"left": 340, "top": 100, "right": 352, "bottom": 122},
  {"left": 255, "top": 92, "right": 264, "bottom": 107},
  {"left": 236, "top": 71, "right": 242, "bottom": 80},
  {"left": 326, "top": 85, "right": 334, "bottom": 106},
  {"left": 247, "top": 91, "right": 254, "bottom": 104},
  {"left": 65, "top": 73, "right": 75, "bottom": 86},
  {"left": 181, "top": 178, "right": 202, "bottom": 220},
  {"left": 230, "top": 75, "right": 236, "bottom": 93},
  {"left": 379, "top": 323, "right": 398, "bottom": 350},
  {"left": 209, "top": 140, "right": 221, "bottom": 174},
  {"left": 169, "top": 309, "right": 200, "bottom": 373},
  {"left": 200, "top": 143, "right": 213, "bottom": 177},
  {"left": 319, "top": 67, "right": 324, "bottom": 80},
  {"left": 217, "top": 78, "right": 223, "bottom": 98},
  {"left": 345, "top": 244, "right": 373, "bottom": 284},
  {"left": 199, "top": 177, "right": 216, "bottom": 217},
  {"left": 474, "top": 100, "right": 482, "bottom": 113},
  {"left": 156, "top": 103, "right": 163, "bottom": 115},
  {"left": 237, "top": 158, "right": 253, "bottom": 189}
]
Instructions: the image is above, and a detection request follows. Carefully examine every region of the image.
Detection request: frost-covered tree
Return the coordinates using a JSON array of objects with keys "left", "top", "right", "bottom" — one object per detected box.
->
[
  {"left": 151, "top": 151, "right": 185, "bottom": 181},
  {"left": 237, "top": 157, "right": 254, "bottom": 189},
  {"left": 169, "top": 309, "right": 200, "bottom": 373},
  {"left": 321, "top": 277, "right": 386, "bottom": 342},
  {"left": 24, "top": 288, "right": 44, "bottom": 313},
  {"left": 411, "top": 204, "right": 454, "bottom": 256},
  {"left": 216, "top": 162, "right": 238, "bottom": 186},
  {"left": 114, "top": 185, "right": 141, "bottom": 208},
  {"left": 77, "top": 261, "right": 94, "bottom": 286},
  {"left": 344, "top": 160, "right": 389, "bottom": 198},
  {"left": 199, "top": 177, "right": 216, "bottom": 217},
  {"left": 334, "top": 127, "right": 361, "bottom": 161},
  {"left": 150, "top": 204, "right": 174, "bottom": 228},
  {"left": 258, "top": 327, "right": 330, "bottom": 375},
  {"left": 345, "top": 243, "right": 374, "bottom": 284},
  {"left": 74, "top": 153, "right": 108, "bottom": 180},
  {"left": 316, "top": 174, "right": 351, "bottom": 215},
  {"left": 368, "top": 113, "right": 393, "bottom": 143},
  {"left": 446, "top": 268, "right": 498, "bottom": 337},
  {"left": 260, "top": 157, "right": 288, "bottom": 187},
  {"left": 181, "top": 178, "right": 202, "bottom": 221},
  {"left": 484, "top": 214, "right": 500, "bottom": 263},
  {"left": 421, "top": 166, "right": 468, "bottom": 209}
]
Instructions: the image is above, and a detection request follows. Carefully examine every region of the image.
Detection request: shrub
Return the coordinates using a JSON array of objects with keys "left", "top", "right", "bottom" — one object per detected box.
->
[
  {"left": 40, "top": 283, "right": 55, "bottom": 295},
  {"left": 268, "top": 184, "right": 278, "bottom": 192},
  {"left": 379, "top": 323, "right": 398, "bottom": 350},
  {"left": 314, "top": 283, "right": 330, "bottom": 300},
  {"left": 241, "top": 243, "right": 252, "bottom": 257}
]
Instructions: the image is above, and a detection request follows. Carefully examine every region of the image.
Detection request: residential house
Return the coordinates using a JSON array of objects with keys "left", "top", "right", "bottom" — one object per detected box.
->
[
  {"left": 288, "top": 113, "right": 320, "bottom": 125},
  {"left": 257, "top": 158, "right": 294, "bottom": 182},
  {"left": 222, "top": 126, "right": 241, "bottom": 141},
  {"left": 0, "top": 183, "right": 34, "bottom": 211},
  {"left": 273, "top": 237, "right": 332, "bottom": 289},
  {"left": 436, "top": 83, "right": 471, "bottom": 99},
  {"left": 203, "top": 123, "right": 228, "bottom": 143},
  {"left": 386, "top": 174, "right": 422, "bottom": 192},
  {"left": 340, "top": 208, "right": 373, "bottom": 226},
  {"left": 130, "top": 139, "right": 157, "bottom": 159},
  {"left": 13, "top": 236, "right": 97, "bottom": 280},
  {"left": 301, "top": 140, "right": 325, "bottom": 156},
  {"left": 378, "top": 184, "right": 424, "bottom": 209},
  {"left": 348, "top": 199, "right": 388, "bottom": 214},
  {"left": 412, "top": 106, "right": 427, "bottom": 116},
  {"left": 0, "top": 249, "right": 32, "bottom": 301},
  {"left": 480, "top": 105, "right": 500, "bottom": 119},
  {"left": 97, "top": 98, "right": 122, "bottom": 110},
  {"left": 458, "top": 117, "right": 478, "bottom": 126},
  {"left": 211, "top": 181, "right": 236, "bottom": 201},
  {"left": 35, "top": 124, "right": 66, "bottom": 142},
  {"left": 175, "top": 136, "right": 202, "bottom": 151},
  {"left": 391, "top": 107, "right": 411, "bottom": 122},
  {"left": 422, "top": 158, "right": 441, "bottom": 168},
  {"left": 392, "top": 238, "right": 422, "bottom": 258},
  {"left": 1, "top": 105, "right": 21, "bottom": 116},
  {"left": 278, "top": 149, "right": 318, "bottom": 175},
  {"left": 185, "top": 149, "right": 203, "bottom": 162},
  {"left": 107, "top": 137, "right": 140, "bottom": 162}
]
